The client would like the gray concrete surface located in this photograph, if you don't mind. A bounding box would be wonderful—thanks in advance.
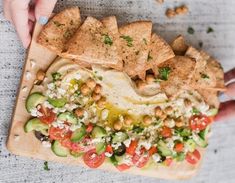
[0,0,235,182]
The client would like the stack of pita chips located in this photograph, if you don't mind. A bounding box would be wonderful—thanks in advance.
[37,7,225,107]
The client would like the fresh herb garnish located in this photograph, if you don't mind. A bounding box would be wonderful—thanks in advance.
[147,53,153,61]
[187,27,195,34]
[74,90,81,97]
[103,34,113,46]
[207,27,214,33]
[200,73,210,79]
[158,67,171,81]
[192,107,200,115]
[120,35,133,47]
[132,125,144,133]
[199,41,203,48]
[97,76,103,81]
[52,72,61,81]
[143,38,147,45]
[53,21,65,27]
[43,161,50,171]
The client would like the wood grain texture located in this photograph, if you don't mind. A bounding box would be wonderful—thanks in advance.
[0,0,235,183]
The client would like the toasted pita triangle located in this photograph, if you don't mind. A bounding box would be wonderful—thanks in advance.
[171,35,188,55]
[146,33,175,72]
[119,21,152,80]
[185,46,226,91]
[157,56,196,97]
[37,7,81,54]
[62,17,122,66]
[196,89,219,108]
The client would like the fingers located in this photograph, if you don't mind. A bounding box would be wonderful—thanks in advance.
[35,0,57,25]
[3,0,12,21]
[225,68,235,83]
[224,82,235,98]
[9,0,31,48]
[215,101,235,122]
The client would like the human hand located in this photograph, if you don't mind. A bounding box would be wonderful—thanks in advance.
[3,0,57,48]
[215,68,235,121]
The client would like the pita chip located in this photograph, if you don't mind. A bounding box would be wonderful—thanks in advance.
[171,35,188,55]
[37,7,81,54]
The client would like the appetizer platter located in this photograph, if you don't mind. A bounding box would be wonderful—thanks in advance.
[7,7,226,180]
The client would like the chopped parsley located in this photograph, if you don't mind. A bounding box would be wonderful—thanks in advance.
[143,38,147,45]
[132,125,144,133]
[207,27,214,33]
[120,35,133,47]
[158,67,171,81]
[192,107,200,115]
[52,72,61,81]
[43,161,50,171]
[147,53,153,61]
[187,27,195,35]
[200,73,210,79]
[53,21,64,27]
[103,34,113,46]
[199,41,203,48]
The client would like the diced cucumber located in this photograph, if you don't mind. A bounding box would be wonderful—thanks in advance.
[26,92,46,112]
[180,128,191,137]
[70,151,83,158]
[175,152,185,162]
[112,132,128,143]
[70,125,86,142]
[158,140,172,156]
[95,142,106,154]
[48,98,67,108]
[185,139,196,152]
[24,118,48,133]
[206,108,218,117]
[91,126,107,139]
[192,133,208,148]
[51,140,69,157]
[199,125,210,140]
[58,112,77,124]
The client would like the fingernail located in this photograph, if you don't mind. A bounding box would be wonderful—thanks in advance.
[38,16,48,25]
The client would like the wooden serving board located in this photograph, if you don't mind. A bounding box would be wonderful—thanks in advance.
[6,23,204,180]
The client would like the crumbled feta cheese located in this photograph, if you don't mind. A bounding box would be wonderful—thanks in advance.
[25,71,31,80]
[104,152,112,157]
[152,153,161,163]
[123,138,131,147]
[119,115,124,122]
[22,86,28,92]
[105,126,111,132]
[43,100,53,109]
[138,139,151,150]
[42,141,51,148]
[58,88,66,95]
[91,153,96,159]
[52,120,65,129]
[92,138,104,144]
[70,123,82,131]
[101,109,109,120]
[47,83,55,90]
[30,108,43,117]
[122,155,133,166]
[166,139,175,150]
[65,103,78,111]
[112,142,122,150]
[165,119,175,128]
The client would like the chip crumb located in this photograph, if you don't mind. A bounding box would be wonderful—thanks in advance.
[166,8,176,18]
[30,59,36,68]
[175,5,189,15]
[22,86,28,92]
[14,134,20,141]
[36,69,46,81]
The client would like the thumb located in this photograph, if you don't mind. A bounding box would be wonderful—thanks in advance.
[215,101,235,122]
[35,0,57,25]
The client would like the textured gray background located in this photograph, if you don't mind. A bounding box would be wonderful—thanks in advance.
[1,0,235,182]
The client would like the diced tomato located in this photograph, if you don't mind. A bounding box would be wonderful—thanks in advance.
[189,115,211,131]
[49,127,71,140]
[186,149,201,165]
[132,148,149,168]
[105,144,113,154]
[38,106,56,124]
[161,126,172,138]
[60,138,73,149]
[116,164,131,171]
[164,158,173,166]
[86,123,93,133]
[148,146,157,156]
[126,140,138,155]
[83,149,105,168]
[174,143,184,153]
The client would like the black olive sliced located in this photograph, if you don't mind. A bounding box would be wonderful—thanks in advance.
[113,143,126,156]
[34,131,49,142]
